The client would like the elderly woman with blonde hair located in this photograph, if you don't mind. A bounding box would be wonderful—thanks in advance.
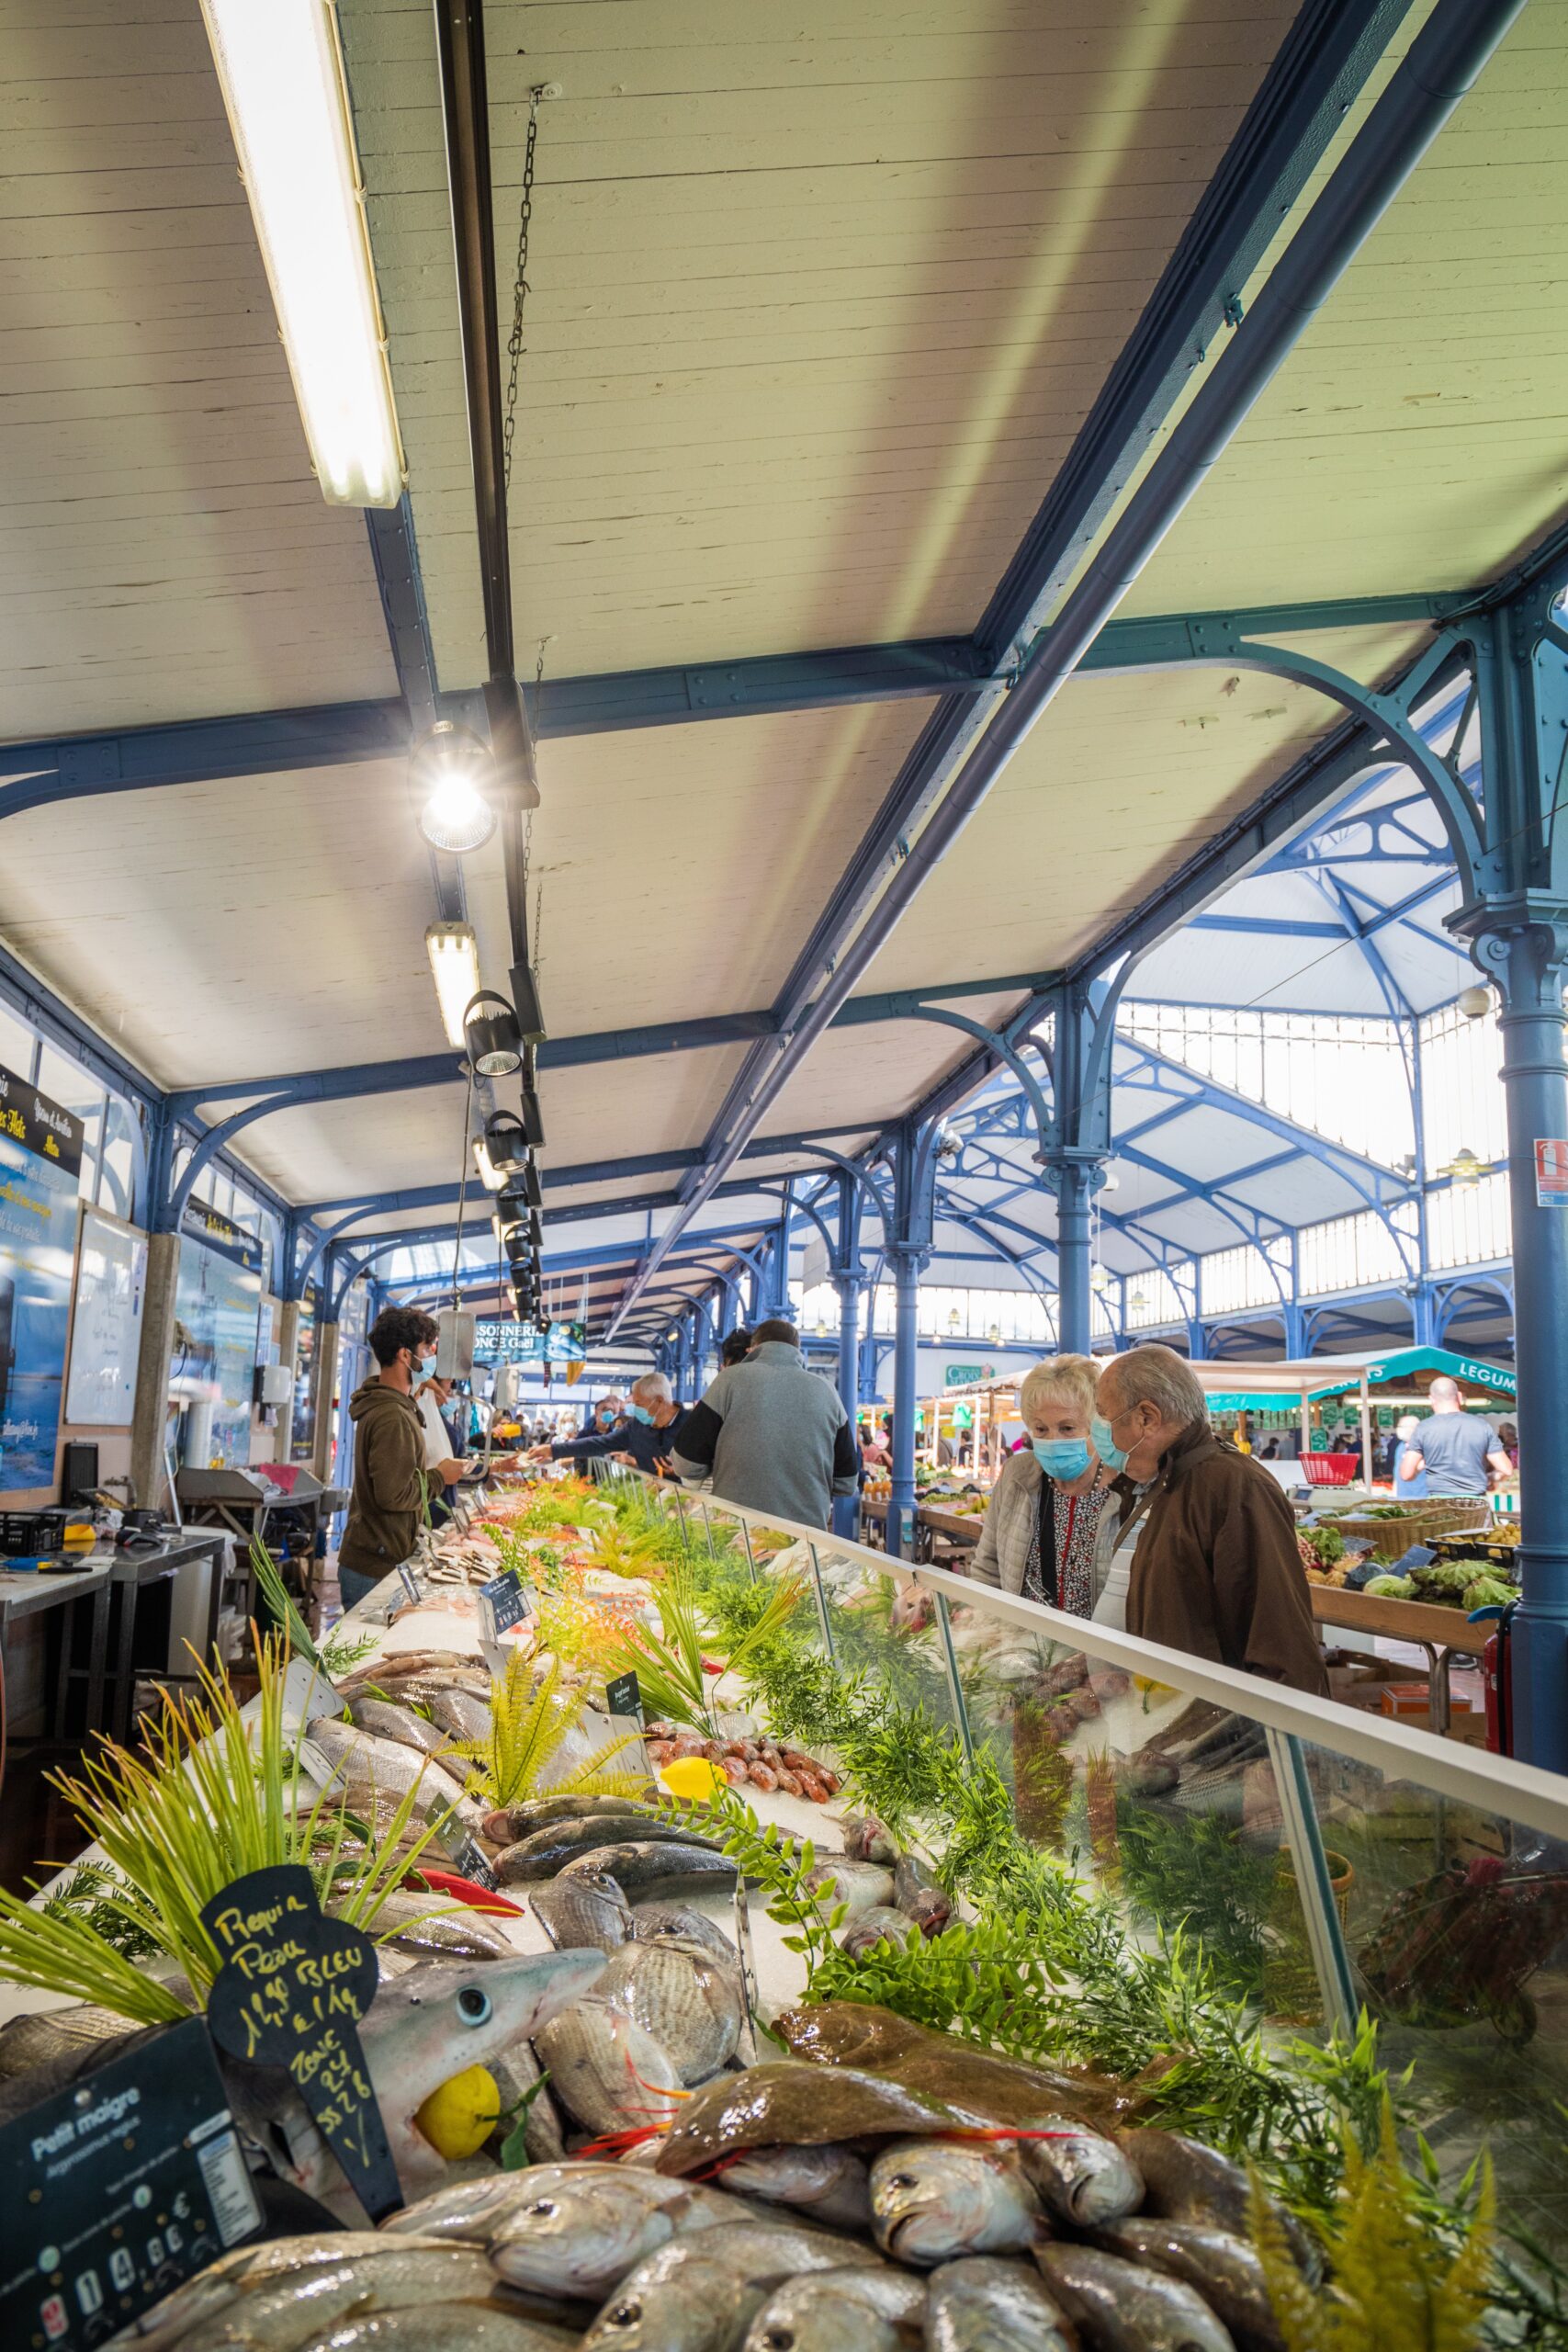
[969,1353,1111,1614]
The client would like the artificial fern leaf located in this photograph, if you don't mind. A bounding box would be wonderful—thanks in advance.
[1253,2100,1492,2352]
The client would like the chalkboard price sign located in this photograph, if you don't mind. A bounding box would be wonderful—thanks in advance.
[606,1669,644,1724]
[201,1865,402,2224]
[479,1566,532,1634]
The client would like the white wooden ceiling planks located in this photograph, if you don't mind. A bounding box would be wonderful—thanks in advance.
[340,0,1300,684]
[0,0,397,738]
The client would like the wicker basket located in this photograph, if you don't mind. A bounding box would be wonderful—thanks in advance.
[1324,1500,1493,1559]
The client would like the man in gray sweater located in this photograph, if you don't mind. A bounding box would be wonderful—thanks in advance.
[671,1319,860,1526]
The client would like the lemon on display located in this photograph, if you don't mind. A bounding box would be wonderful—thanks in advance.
[659,1756,724,1802]
[414,2063,502,2158]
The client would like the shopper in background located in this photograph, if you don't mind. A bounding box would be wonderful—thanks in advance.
[1398,1377,1511,1496]
[969,1354,1111,1613]
[1498,1419,1519,1468]
[1390,1412,1427,1498]
[606,1371,691,1475]
[1092,1344,1326,1692]
[671,1317,858,1523]
[337,1307,469,1611]
[720,1328,753,1368]
[525,1389,628,1466]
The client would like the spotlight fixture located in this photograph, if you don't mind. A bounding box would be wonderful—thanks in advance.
[464,990,524,1079]
[412,721,497,854]
[1457,984,1494,1021]
[424,922,481,1049]
[197,0,403,508]
[519,1086,546,1150]
[483,1110,528,1171]
[473,1136,504,1193]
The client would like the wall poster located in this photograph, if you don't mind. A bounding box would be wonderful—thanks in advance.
[0,1064,84,1492]
[173,1223,264,1472]
[66,1208,148,1428]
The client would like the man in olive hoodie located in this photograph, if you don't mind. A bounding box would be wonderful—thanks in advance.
[337,1307,469,1611]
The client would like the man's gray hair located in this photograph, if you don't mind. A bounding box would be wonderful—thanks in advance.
[635,1371,673,1404]
[1104,1343,1206,1428]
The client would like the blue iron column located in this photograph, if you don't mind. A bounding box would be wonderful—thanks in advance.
[1043,982,1114,1356]
[1449,581,1568,1770]
[829,1173,866,1539]
[886,1125,936,1560]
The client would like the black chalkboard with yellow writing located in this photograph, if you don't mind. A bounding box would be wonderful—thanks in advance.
[200,1864,402,2222]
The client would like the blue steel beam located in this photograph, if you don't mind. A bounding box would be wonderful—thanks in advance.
[605,0,1459,1338]
[0,598,1460,824]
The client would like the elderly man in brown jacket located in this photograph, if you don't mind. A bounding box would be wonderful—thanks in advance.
[1094,1344,1326,1694]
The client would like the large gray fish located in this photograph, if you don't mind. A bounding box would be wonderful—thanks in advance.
[558,1841,739,1905]
[338,1652,476,1690]
[498,2167,751,2300]
[346,1694,457,1757]
[534,1997,686,2136]
[1092,2221,1282,2352]
[1118,2129,1321,2281]
[307,1716,487,1838]
[924,2256,1078,2352]
[359,1889,517,1962]
[163,2240,507,2352]
[487,1794,652,1844]
[739,2267,925,2352]
[222,1949,605,2223]
[594,1937,742,2085]
[0,2002,145,2116]
[498,1817,719,1886]
[533,1872,637,1953]
[717,2143,872,2233]
[892,1853,953,1937]
[870,2138,1043,2268]
[305,2311,576,2350]
[129,2233,455,2352]
[632,1905,740,1968]
[839,1905,920,1960]
[804,1860,896,1919]
[580,2221,884,2352]
[1034,2245,1235,2352]
[1016,2116,1142,2226]
[491,2037,569,2165]
[423,1684,495,1744]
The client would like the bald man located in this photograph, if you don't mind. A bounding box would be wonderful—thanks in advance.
[1399,1377,1512,1497]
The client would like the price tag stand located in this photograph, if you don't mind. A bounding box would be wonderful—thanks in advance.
[0,2017,260,2350]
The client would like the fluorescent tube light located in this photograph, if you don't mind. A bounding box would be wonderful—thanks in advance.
[199,0,404,507]
[425,922,481,1050]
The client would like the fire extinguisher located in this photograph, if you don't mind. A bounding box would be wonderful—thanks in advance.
[1471,1600,1517,1755]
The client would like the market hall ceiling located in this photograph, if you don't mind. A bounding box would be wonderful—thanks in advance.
[0,1,1563,1329]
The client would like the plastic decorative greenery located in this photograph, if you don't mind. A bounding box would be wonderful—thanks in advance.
[1251,2100,1493,2352]
[445,1644,644,1809]
[0,1635,445,2024]
[602,1560,807,1735]
[581,1523,671,1583]
[248,1533,375,1678]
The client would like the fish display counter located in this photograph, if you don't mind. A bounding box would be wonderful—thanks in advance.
[0,1463,1562,2347]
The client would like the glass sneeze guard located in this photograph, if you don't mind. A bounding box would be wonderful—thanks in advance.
[592,1458,1568,2256]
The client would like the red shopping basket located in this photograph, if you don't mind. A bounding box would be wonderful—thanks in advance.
[1301,1453,1359,1487]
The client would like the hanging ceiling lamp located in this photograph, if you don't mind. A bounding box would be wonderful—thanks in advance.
[463,990,524,1078]
[412,721,497,854]
[1439,1144,1485,1187]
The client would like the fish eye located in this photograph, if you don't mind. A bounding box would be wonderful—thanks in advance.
[608,2301,642,2327]
[527,2199,555,2216]
[762,2333,795,2350]
[888,2172,915,2188]
[457,1986,491,2025]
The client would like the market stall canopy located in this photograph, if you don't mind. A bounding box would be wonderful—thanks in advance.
[1185,1348,1516,1404]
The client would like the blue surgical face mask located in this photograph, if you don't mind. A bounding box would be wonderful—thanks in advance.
[629,1404,656,1426]
[1032,1437,1091,1480]
[1089,1410,1131,1476]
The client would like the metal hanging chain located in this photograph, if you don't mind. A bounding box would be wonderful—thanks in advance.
[503,87,547,497]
